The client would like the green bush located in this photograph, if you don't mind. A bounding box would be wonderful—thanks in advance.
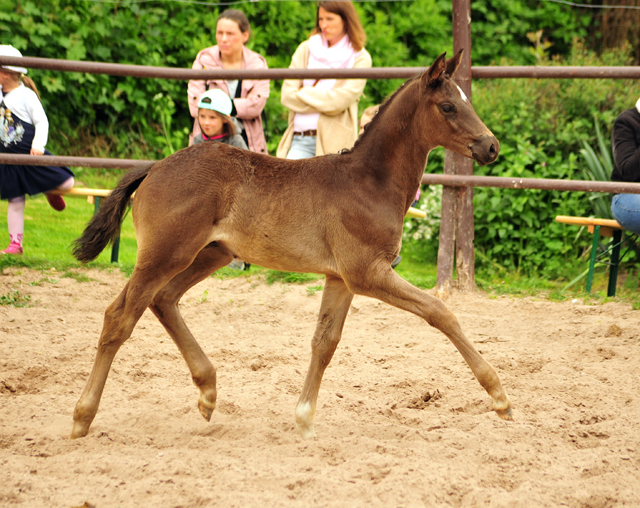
[1,1,635,277]
[2,0,591,159]
[472,42,637,277]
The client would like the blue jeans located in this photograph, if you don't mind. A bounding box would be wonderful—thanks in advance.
[286,135,317,160]
[611,193,640,235]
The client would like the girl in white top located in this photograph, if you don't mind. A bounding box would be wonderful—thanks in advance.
[0,45,74,255]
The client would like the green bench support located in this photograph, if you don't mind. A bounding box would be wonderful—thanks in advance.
[556,215,626,296]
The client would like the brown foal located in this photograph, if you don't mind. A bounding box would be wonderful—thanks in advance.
[70,51,512,440]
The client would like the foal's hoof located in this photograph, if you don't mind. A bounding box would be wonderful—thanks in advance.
[70,422,90,439]
[295,402,316,440]
[297,421,316,440]
[495,406,513,421]
[198,397,216,422]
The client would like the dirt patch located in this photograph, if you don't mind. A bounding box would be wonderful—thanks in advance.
[1,268,640,507]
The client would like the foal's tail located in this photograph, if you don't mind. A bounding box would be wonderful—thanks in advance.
[73,164,153,263]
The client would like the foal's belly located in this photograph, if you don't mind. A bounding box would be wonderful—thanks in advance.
[210,225,340,277]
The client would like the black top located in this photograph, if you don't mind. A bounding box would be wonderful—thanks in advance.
[611,107,640,183]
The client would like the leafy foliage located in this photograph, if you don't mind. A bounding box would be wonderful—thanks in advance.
[0,290,32,307]
[471,0,590,65]
[1,0,636,277]
[472,42,636,277]
[579,118,614,220]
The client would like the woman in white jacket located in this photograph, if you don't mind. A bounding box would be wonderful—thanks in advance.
[277,1,371,159]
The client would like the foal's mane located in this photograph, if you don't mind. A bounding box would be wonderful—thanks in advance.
[349,74,421,153]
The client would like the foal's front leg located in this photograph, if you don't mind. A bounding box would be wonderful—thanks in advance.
[296,275,354,439]
[347,265,512,421]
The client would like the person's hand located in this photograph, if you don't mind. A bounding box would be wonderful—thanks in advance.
[30,148,43,156]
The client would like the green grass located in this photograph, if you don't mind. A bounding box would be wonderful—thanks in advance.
[0,289,33,307]
[0,193,138,274]
[265,270,321,285]
[1,192,639,309]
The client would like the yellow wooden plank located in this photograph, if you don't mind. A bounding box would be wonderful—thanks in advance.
[406,206,426,219]
[555,215,623,230]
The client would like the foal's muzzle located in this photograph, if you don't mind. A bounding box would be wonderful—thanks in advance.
[470,134,500,166]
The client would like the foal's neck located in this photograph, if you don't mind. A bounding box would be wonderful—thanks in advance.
[356,80,433,199]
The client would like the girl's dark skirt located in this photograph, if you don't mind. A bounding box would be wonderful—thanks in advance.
[0,107,74,200]
[0,150,75,200]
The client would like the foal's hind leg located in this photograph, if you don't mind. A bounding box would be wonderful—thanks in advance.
[71,269,180,438]
[149,244,233,422]
[296,275,354,439]
[347,266,512,420]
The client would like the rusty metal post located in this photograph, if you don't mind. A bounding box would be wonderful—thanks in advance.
[436,0,474,298]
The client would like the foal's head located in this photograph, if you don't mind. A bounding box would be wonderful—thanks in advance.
[416,50,499,165]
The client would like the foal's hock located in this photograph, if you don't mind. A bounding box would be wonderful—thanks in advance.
[70,51,511,440]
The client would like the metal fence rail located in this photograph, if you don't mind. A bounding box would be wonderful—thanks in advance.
[2,55,640,80]
[2,154,639,195]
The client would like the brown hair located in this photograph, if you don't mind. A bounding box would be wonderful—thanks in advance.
[198,109,237,137]
[218,9,251,37]
[312,1,366,51]
[221,114,236,137]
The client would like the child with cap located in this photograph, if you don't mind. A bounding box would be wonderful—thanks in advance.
[0,44,75,255]
[193,89,248,150]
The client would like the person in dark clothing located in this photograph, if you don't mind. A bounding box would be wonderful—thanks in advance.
[611,100,640,235]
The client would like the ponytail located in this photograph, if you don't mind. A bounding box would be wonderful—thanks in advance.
[21,75,41,101]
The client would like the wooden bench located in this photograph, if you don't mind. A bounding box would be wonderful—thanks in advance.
[555,215,626,296]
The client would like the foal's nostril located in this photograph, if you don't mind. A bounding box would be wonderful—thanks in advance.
[489,143,496,155]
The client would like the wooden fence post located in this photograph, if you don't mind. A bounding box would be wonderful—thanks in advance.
[436,0,474,297]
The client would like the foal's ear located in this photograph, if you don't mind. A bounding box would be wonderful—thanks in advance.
[445,49,464,78]
[422,52,447,88]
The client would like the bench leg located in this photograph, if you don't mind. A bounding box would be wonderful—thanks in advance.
[607,229,622,297]
[93,196,121,264]
[586,225,600,293]
[110,233,120,263]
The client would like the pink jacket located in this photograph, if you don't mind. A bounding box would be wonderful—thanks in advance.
[188,45,270,154]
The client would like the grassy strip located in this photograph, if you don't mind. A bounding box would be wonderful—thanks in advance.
[1,195,638,308]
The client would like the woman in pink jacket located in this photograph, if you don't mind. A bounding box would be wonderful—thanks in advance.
[187,9,270,154]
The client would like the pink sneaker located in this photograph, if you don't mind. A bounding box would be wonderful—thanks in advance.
[1,242,23,255]
[46,193,66,211]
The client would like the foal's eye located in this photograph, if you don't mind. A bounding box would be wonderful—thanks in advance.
[442,104,453,113]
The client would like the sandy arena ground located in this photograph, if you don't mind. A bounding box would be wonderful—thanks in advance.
[1,267,639,507]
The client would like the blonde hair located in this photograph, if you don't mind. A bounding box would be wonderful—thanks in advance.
[312,1,366,51]
[1,69,40,100]
[22,75,41,100]
[362,104,380,119]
